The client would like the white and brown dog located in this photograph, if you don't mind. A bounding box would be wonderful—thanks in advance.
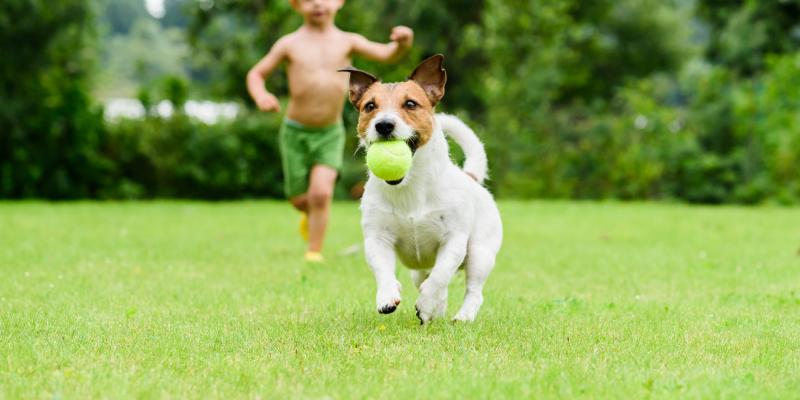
[340,55,502,323]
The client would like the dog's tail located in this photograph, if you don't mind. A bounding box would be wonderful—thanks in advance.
[436,113,488,183]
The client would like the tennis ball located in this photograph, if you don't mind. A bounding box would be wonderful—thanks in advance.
[366,140,412,181]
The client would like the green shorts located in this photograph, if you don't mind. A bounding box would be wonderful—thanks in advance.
[278,118,345,198]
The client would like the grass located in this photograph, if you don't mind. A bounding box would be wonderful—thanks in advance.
[1,200,799,398]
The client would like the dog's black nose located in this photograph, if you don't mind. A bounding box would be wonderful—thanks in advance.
[375,121,395,138]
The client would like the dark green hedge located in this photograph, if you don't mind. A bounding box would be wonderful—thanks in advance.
[483,57,800,205]
[102,113,283,199]
[0,0,111,199]
[99,112,367,200]
[3,0,799,203]
[3,99,799,203]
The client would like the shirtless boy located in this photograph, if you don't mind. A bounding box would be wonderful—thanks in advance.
[246,0,413,262]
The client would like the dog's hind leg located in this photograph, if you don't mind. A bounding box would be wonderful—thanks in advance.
[410,270,430,289]
[453,247,496,322]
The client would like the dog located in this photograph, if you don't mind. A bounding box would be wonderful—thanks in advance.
[339,54,502,323]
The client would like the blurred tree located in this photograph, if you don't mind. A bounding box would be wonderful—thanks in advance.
[97,17,190,98]
[477,0,692,195]
[340,0,489,118]
[162,75,189,110]
[697,0,800,75]
[187,0,297,101]
[98,0,149,34]
[96,0,196,98]
[162,0,191,28]
[182,0,704,199]
[185,0,488,114]
[0,0,112,198]
[3,0,793,202]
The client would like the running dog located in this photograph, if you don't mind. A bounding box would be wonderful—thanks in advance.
[340,55,502,323]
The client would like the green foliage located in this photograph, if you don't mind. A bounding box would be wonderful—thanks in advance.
[161,75,189,109]
[103,113,285,199]
[96,17,191,98]
[476,0,693,198]
[187,0,298,101]
[187,0,489,109]
[339,0,489,115]
[101,112,365,200]
[697,0,800,75]
[6,0,800,202]
[732,53,800,203]
[0,0,111,199]
[97,0,149,34]
[476,51,800,205]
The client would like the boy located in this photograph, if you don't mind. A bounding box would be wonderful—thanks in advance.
[246,0,413,263]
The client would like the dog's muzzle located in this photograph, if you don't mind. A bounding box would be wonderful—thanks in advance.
[375,120,395,139]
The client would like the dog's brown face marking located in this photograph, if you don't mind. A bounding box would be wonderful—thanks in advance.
[341,55,447,150]
[355,81,435,146]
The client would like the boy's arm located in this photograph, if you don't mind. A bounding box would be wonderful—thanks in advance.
[350,26,413,63]
[246,37,288,112]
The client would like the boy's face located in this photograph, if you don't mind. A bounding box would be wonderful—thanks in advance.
[291,0,344,25]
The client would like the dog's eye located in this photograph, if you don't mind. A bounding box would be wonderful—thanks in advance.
[404,100,418,110]
[364,102,376,112]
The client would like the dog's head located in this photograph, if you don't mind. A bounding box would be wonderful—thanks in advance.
[339,54,447,158]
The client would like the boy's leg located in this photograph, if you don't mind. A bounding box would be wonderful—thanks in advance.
[289,195,308,212]
[290,195,310,242]
[304,121,345,256]
[306,164,337,253]
[278,120,313,241]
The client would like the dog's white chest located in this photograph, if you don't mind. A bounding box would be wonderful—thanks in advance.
[390,211,448,270]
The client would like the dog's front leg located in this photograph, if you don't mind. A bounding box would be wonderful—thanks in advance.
[364,235,402,314]
[416,234,468,324]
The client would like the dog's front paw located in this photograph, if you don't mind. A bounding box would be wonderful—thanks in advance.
[376,280,402,314]
[415,283,447,324]
[452,307,478,322]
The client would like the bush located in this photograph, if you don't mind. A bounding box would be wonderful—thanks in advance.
[101,111,367,200]
[102,113,283,199]
[6,0,800,204]
[484,56,800,204]
[734,53,800,203]
[0,0,112,199]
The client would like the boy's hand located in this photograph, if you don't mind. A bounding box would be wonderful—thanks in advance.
[255,93,281,112]
[390,26,414,49]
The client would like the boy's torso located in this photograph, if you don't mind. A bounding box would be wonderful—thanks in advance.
[283,28,353,128]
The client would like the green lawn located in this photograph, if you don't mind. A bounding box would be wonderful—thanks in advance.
[1,201,799,398]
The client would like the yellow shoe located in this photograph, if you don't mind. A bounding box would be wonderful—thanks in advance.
[304,251,325,263]
[299,213,309,241]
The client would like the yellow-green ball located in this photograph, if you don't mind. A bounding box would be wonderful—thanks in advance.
[366,140,412,181]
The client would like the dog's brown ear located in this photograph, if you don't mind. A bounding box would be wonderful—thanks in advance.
[409,54,447,106]
[338,67,378,107]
